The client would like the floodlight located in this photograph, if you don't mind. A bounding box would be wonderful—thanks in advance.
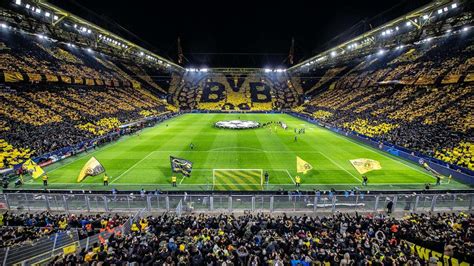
[462,27,469,32]
[437,9,443,14]
[35,8,41,14]
[45,12,50,17]
[15,0,21,5]
[443,7,448,12]
[330,51,337,57]
[451,3,457,9]
[87,48,92,52]
[25,4,30,8]
[423,15,429,20]
[264,68,272,73]
[377,49,385,55]
[406,21,412,27]
[0,23,7,29]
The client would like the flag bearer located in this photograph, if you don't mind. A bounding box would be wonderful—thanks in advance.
[172,176,177,187]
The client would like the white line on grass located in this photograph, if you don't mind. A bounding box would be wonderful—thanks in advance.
[284,169,296,184]
[111,151,155,184]
[179,176,186,184]
[319,152,362,182]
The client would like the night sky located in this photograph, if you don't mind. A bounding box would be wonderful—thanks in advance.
[50,0,432,67]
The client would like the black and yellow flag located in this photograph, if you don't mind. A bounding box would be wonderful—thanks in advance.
[296,156,313,174]
[350,159,382,174]
[170,156,193,176]
[22,159,45,179]
[77,157,105,182]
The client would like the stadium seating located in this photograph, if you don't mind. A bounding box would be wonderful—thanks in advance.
[1,212,471,264]
[297,35,474,170]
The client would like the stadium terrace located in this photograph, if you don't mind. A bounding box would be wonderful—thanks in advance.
[0,0,473,264]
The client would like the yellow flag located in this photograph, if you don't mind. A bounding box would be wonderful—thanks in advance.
[22,159,45,179]
[63,244,77,255]
[350,158,382,174]
[77,157,105,182]
[296,156,313,174]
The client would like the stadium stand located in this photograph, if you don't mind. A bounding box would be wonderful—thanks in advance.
[1,212,471,264]
[0,30,177,169]
[296,35,474,171]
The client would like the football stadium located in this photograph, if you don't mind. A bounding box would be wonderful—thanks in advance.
[0,0,473,264]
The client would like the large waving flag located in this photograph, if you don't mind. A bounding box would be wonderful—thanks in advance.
[350,158,382,174]
[22,159,45,179]
[77,157,105,183]
[170,156,193,176]
[296,156,313,174]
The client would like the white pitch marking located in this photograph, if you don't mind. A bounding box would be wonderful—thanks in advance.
[111,151,155,184]
[319,152,362,182]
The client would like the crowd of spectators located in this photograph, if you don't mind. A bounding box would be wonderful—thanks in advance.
[298,35,474,170]
[0,211,471,265]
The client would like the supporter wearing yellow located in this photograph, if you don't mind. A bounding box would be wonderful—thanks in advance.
[42,174,48,186]
[103,173,109,186]
[172,176,177,187]
[295,175,301,187]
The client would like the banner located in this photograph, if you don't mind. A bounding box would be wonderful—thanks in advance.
[402,240,469,266]
[22,159,45,179]
[296,156,313,174]
[170,156,193,176]
[4,71,24,82]
[27,73,42,82]
[350,158,382,174]
[77,157,105,182]
[45,74,59,82]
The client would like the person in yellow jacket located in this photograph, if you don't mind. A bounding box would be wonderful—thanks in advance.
[172,176,177,187]
[295,175,301,187]
[103,173,109,186]
[42,174,48,186]
[131,223,140,232]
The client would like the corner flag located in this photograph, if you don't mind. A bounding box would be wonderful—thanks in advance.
[350,158,382,174]
[77,157,105,182]
[296,156,313,174]
[22,159,45,179]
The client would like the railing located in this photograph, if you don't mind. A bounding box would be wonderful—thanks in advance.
[1,192,472,214]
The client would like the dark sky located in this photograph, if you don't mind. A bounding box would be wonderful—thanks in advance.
[50,0,431,67]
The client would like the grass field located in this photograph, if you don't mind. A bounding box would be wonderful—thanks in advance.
[22,113,470,191]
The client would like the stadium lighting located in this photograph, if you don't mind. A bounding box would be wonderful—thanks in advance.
[35,8,41,14]
[200,68,208,72]
[53,15,59,20]
[139,51,144,56]
[15,0,21,5]
[25,4,30,9]
[0,23,7,29]
[451,3,457,9]
[406,21,412,27]
[443,7,448,12]
[86,48,92,52]
[37,34,45,39]
[275,69,285,73]
[377,49,386,55]
[437,9,443,14]
[423,14,429,20]
[446,28,452,33]
[45,12,50,17]
[395,26,399,31]
[462,27,469,32]
[264,68,272,73]
[87,29,91,34]
[330,51,337,57]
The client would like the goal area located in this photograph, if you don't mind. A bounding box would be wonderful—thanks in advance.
[212,169,263,190]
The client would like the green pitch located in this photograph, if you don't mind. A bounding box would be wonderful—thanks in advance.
[22,113,470,191]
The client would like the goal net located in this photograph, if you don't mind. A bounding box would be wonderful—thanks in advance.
[212,169,263,190]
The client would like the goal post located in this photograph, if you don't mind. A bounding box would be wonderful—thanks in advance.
[212,169,263,190]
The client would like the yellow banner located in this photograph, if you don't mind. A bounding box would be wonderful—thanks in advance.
[63,244,77,255]
[27,73,42,82]
[296,156,313,174]
[85,78,95,86]
[61,76,72,83]
[403,240,469,266]
[45,74,59,82]
[350,158,382,174]
[4,71,24,82]
[22,159,45,179]
[77,157,105,182]
[74,77,83,84]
